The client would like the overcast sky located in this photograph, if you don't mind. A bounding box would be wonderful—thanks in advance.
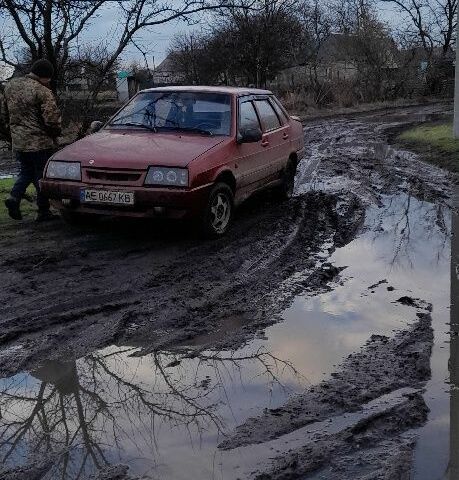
[83,3,211,69]
[83,2,400,69]
[0,2,400,75]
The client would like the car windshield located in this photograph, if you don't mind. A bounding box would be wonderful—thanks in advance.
[109,91,232,136]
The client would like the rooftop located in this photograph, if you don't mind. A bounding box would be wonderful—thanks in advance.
[141,85,273,96]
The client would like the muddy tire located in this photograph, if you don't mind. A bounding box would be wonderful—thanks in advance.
[201,183,234,238]
[277,159,297,200]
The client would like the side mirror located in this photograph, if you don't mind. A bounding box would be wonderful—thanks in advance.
[290,115,301,123]
[238,126,262,144]
[89,121,104,134]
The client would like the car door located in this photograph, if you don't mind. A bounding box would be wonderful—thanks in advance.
[270,96,293,172]
[235,98,266,190]
[253,97,291,180]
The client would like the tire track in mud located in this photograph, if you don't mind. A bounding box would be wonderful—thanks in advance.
[299,110,452,210]
[0,190,365,376]
[101,192,365,353]
[217,301,434,480]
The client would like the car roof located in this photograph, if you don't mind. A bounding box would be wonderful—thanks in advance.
[140,85,273,96]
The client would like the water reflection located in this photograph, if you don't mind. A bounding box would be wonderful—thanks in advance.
[0,189,453,479]
[0,346,301,479]
[373,191,450,268]
[450,185,459,480]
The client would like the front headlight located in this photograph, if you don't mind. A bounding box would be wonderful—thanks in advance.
[144,167,188,187]
[46,161,81,181]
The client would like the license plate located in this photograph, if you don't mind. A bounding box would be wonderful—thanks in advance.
[80,189,134,205]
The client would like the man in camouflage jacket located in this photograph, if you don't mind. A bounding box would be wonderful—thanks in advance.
[0,59,62,221]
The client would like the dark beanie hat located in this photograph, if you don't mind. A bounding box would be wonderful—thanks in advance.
[31,59,54,79]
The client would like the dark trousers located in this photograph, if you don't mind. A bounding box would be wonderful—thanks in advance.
[11,150,52,211]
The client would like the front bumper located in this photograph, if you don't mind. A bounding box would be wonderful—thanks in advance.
[40,179,212,219]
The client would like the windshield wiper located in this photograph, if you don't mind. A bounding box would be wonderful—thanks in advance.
[171,126,213,136]
[111,122,157,132]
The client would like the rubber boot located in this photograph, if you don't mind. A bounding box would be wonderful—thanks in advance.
[4,197,22,220]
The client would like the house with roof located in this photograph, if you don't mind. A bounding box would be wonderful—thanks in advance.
[152,55,184,86]
[269,32,399,91]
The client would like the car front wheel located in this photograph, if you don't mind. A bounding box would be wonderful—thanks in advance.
[201,182,234,238]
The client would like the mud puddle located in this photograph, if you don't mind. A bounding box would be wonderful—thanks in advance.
[221,192,450,479]
[0,189,451,480]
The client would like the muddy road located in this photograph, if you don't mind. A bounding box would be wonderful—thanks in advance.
[0,103,455,480]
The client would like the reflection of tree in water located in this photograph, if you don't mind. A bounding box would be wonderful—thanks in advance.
[0,346,299,479]
[371,191,450,268]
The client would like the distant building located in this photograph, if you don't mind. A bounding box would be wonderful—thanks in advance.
[152,55,183,86]
[62,62,117,101]
[116,71,133,102]
[8,62,117,100]
[270,33,398,90]
[116,68,156,101]
[400,46,455,73]
[115,60,184,101]
[400,46,455,96]
[62,64,91,98]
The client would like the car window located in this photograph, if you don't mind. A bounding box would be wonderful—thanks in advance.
[239,101,261,132]
[110,92,232,136]
[254,100,281,132]
[270,97,288,124]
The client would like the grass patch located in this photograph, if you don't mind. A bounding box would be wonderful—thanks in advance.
[397,122,459,174]
[0,178,37,224]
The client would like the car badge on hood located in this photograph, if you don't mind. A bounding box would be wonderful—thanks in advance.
[89,159,95,165]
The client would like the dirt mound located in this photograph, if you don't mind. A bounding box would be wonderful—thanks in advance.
[255,392,428,480]
[220,306,433,449]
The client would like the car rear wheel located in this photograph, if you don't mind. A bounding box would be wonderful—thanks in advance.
[201,183,234,238]
[277,159,297,200]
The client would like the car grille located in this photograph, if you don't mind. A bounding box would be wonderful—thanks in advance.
[86,169,142,182]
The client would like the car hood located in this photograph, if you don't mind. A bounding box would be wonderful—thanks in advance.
[54,130,228,169]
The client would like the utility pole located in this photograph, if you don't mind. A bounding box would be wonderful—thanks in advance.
[455,5,459,138]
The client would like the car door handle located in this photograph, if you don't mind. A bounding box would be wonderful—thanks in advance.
[261,140,269,147]
[283,133,289,140]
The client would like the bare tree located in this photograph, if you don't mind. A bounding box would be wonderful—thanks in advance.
[169,32,213,84]
[169,0,306,87]
[0,1,106,84]
[295,0,333,104]
[0,0,238,135]
[380,0,458,56]
[331,0,376,33]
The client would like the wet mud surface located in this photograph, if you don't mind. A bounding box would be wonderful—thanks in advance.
[220,303,433,450]
[0,190,363,376]
[255,392,429,480]
[0,103,455,479]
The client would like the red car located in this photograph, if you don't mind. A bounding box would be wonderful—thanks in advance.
[41,86,305,237]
